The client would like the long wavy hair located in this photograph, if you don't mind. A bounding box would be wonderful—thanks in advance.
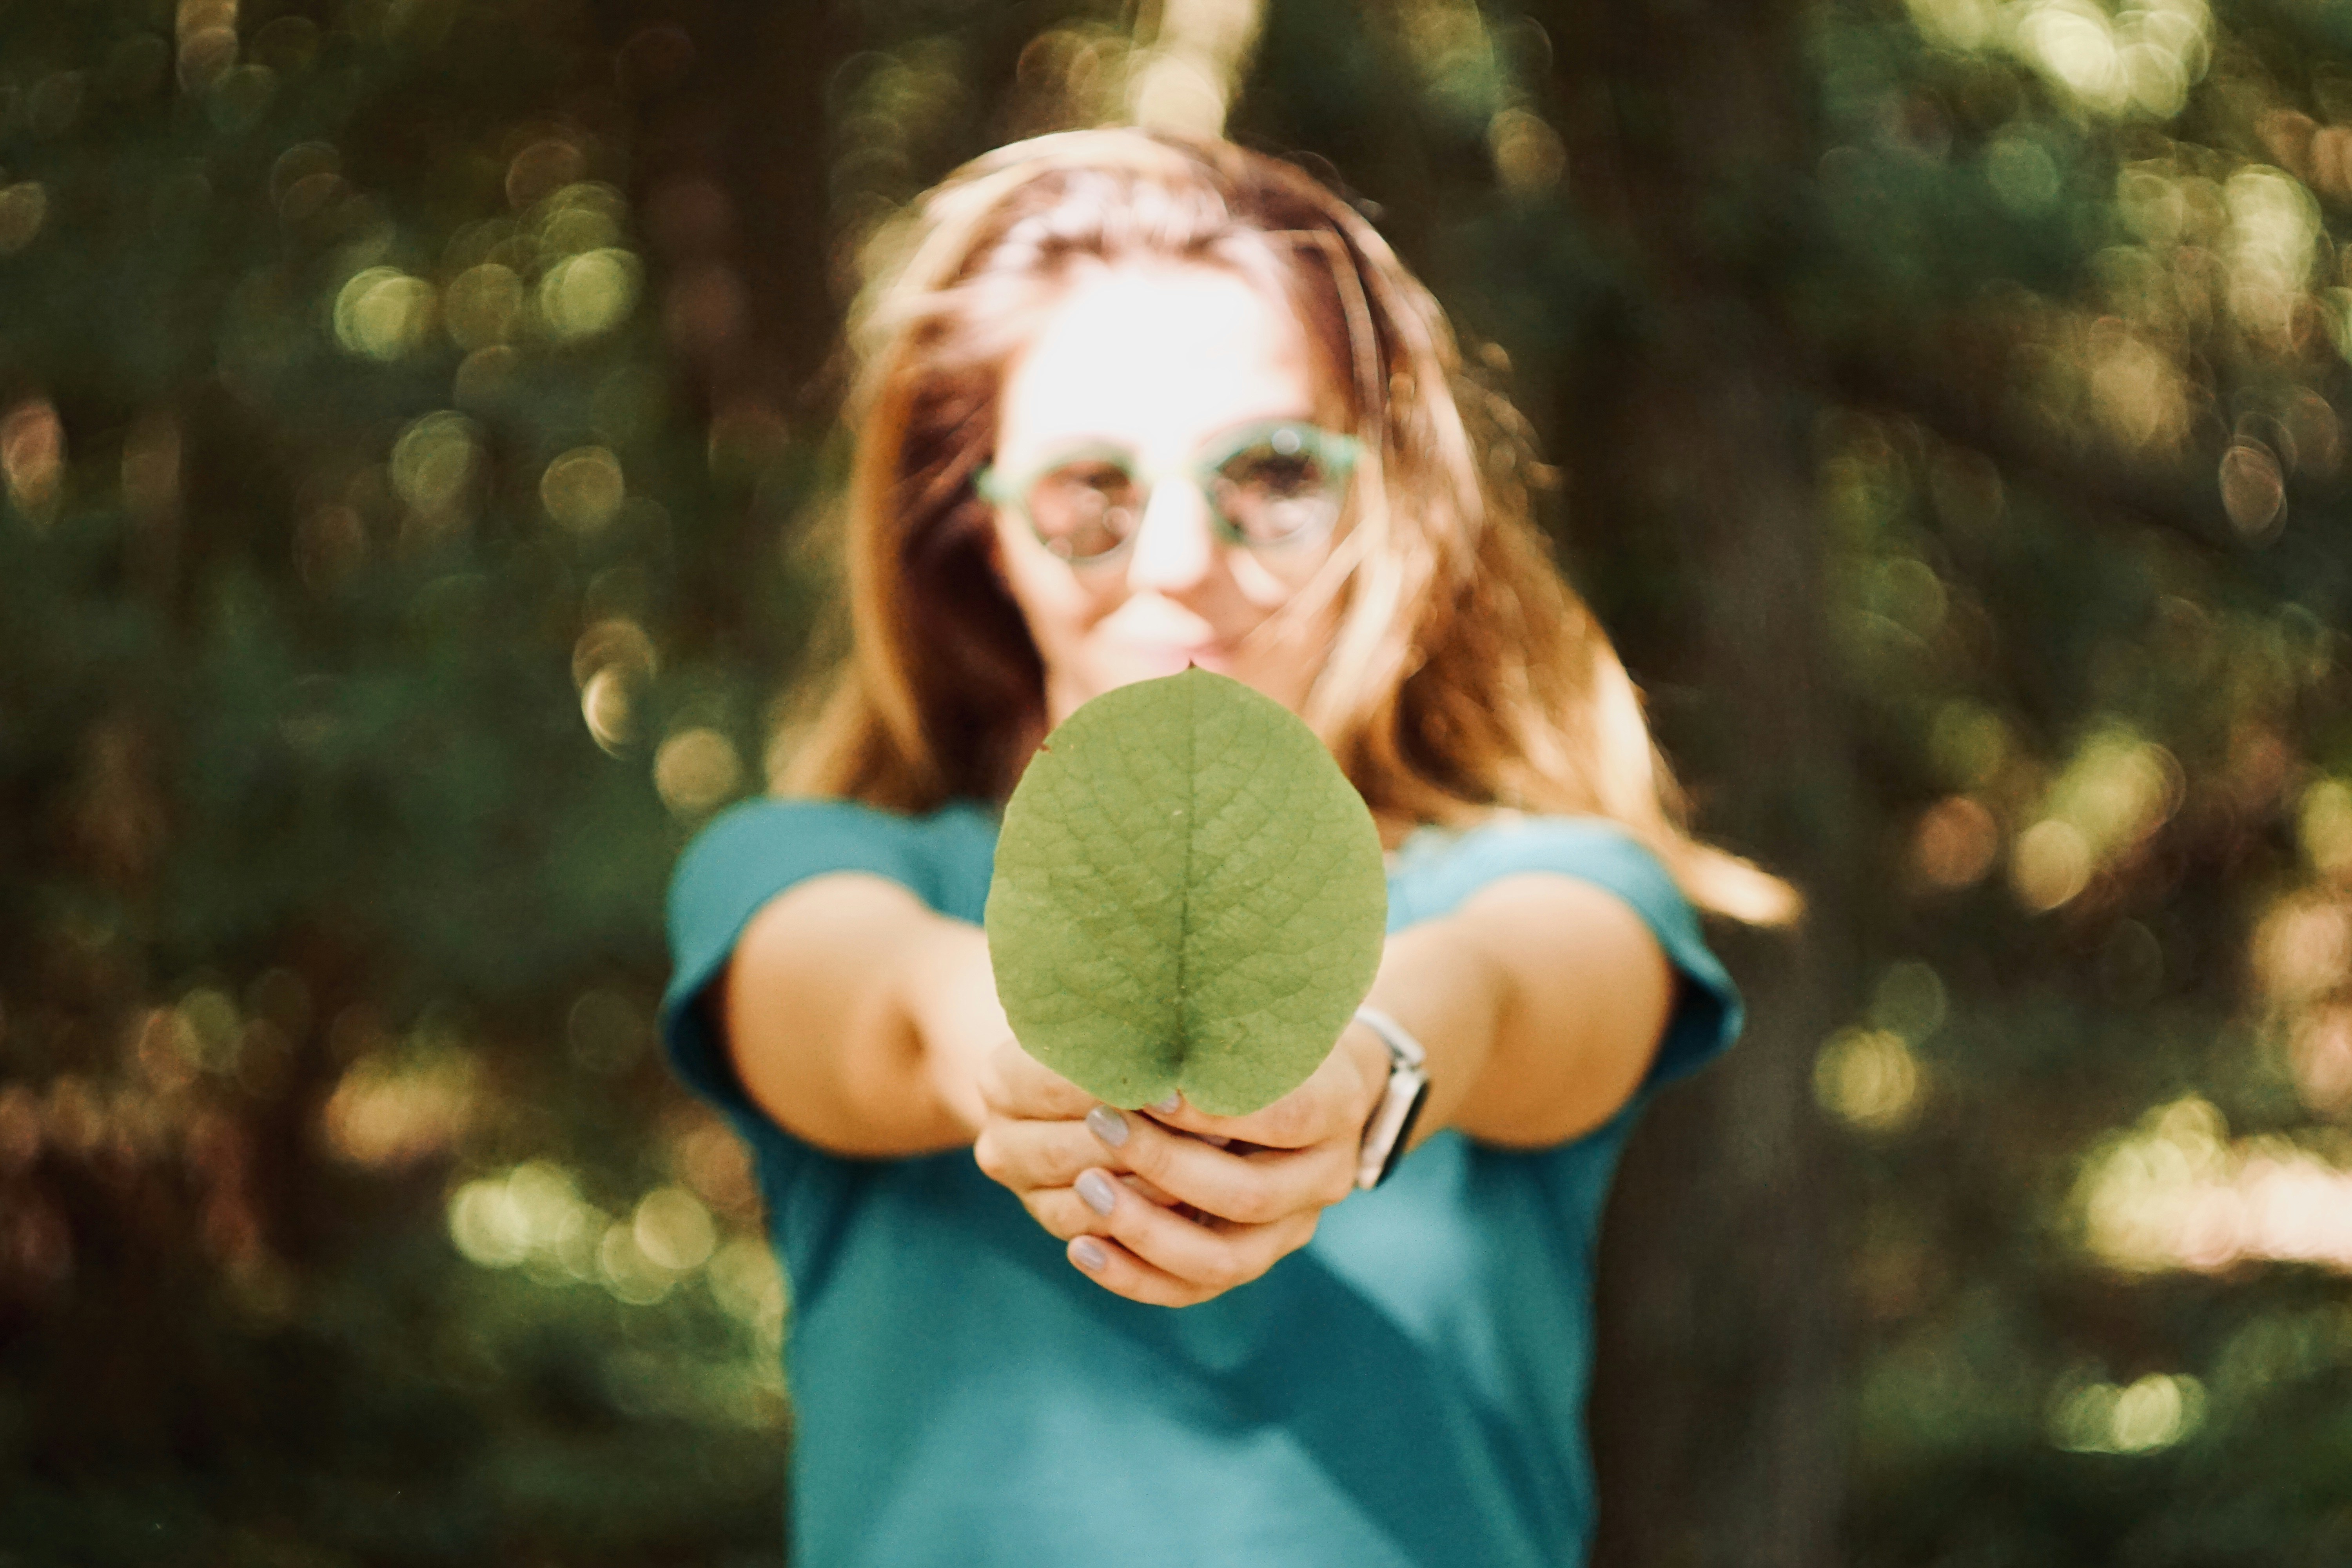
[779,127,1795,924]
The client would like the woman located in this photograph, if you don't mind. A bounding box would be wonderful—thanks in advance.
[661,127,1792,1567]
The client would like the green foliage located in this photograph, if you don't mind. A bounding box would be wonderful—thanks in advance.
[986,668,1388,1116]
[0,1,794,1561]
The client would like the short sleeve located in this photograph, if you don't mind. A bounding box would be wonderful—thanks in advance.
[657,798,999,1127]
[1386,817,1743,1091]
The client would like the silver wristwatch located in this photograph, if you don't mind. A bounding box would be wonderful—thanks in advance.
[1352,1005,1432,1190]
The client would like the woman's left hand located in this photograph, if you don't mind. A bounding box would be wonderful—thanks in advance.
[971,1027,1390,1307]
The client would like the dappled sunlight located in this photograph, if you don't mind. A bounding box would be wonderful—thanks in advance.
[1489,107,1567,200]
[334,267,437,361]
[1817,1028,1928,1131]
[2011,819,2093,911]
[390,411,483,525]
[2219,439,2287,538]
[2299,778,2352,882]
[2013,726,2181,912]
[2251,891,2351,1004]
[633,1185,717,1272]
[1906,0,2212,119]
[441,263,523,350]
[2288,1004,2352,1113]
[707,1235,788,1349]
[2223,166,2323,347]
[2085,325,2190,451]
[539,248,641,341]
[654,726,744,818]
[1817,962,1948,1132]
[321,1048,480,1169]
[1,398,64,521]
[2076,1097,2352,1274]
[2047,1370,2205,1453]
[541,445,626,533]
[446,1160,775,1345]
[1909,794,2002,889]
[0,180,48,255]
[449,1160,608,1276]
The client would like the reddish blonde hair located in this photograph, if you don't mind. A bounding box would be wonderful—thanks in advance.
[780,128,1795,924]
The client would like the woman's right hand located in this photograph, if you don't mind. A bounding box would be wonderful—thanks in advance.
[970,1030,1385,1308]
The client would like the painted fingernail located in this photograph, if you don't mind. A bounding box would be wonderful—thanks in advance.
[1076,1169,1117,1217]
[1151,1093,1181,1114]
[1072,1237,1108,1271]
[1085,1105,1130,1149]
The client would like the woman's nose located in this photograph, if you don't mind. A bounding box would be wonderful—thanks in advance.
[1123,476,1217,595]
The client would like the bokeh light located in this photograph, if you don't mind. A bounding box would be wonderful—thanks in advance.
[654,727,743,818]
[539,249,641,341]
[541,445,626,533]
[1815,1028,1926,1131]
[334,268,437,361]
[322,1049,480,1169]
[443,263,524,350]
[0,181,48,254]
[2,398,64,520]
[2075,1096,2352,1274]
[1910,795,2001,889]
[390,412,483,520]
[2048,1371,2205,1454]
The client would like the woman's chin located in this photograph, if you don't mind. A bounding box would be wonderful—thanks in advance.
[1112,645,1226,682]
[1049,648,1313,722]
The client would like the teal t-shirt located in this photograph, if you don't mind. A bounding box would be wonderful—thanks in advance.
[660,799,1741,1568]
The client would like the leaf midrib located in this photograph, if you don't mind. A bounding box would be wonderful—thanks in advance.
[1173,668,1196,1076]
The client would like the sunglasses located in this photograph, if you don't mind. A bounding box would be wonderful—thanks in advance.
[977,419,1361,566]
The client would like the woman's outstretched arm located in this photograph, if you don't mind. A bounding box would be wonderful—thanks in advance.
[1406,870,1681,1149]
[714,872,1002,1158]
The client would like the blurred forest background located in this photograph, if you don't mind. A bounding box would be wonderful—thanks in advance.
[5,0,2352,1562]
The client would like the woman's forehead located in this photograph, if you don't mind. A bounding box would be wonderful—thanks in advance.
[993,260,1323,464]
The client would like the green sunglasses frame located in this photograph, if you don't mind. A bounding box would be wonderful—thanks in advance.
[976,418,1362,566]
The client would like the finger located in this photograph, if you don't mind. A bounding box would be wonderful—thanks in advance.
[976,1036,1098,1120]
[1086,1104,1358,1224]
[1141,1048,1377,1152]
[976,1120,1192,1209]
[1020,1170,1195,1245]
[1020,1185,1103,1242]
[974,1114,1132,1194]
[1123,1173,1186,1209]
[1066,1234,1213,1308]
[1031,1174,1318,1303]
[1024,1173,1197,1227]
[1078,1166,1321,1292]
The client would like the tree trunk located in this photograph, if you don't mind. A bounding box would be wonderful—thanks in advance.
[1537,2,1859,1563]
[597,0,854,681]
[601,0,849,410]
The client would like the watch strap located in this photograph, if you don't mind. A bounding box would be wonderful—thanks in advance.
[1352,1005,1433,1190]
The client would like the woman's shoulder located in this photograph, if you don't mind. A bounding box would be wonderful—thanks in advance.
[1388,811,1686,924]
[667,793,1000,944]
[675,792,996,862]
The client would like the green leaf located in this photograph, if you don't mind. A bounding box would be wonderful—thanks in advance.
[984,667,1389,1116]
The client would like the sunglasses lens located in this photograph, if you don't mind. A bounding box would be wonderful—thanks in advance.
[1211,435,1345,544]
[1028,459,1142,561]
